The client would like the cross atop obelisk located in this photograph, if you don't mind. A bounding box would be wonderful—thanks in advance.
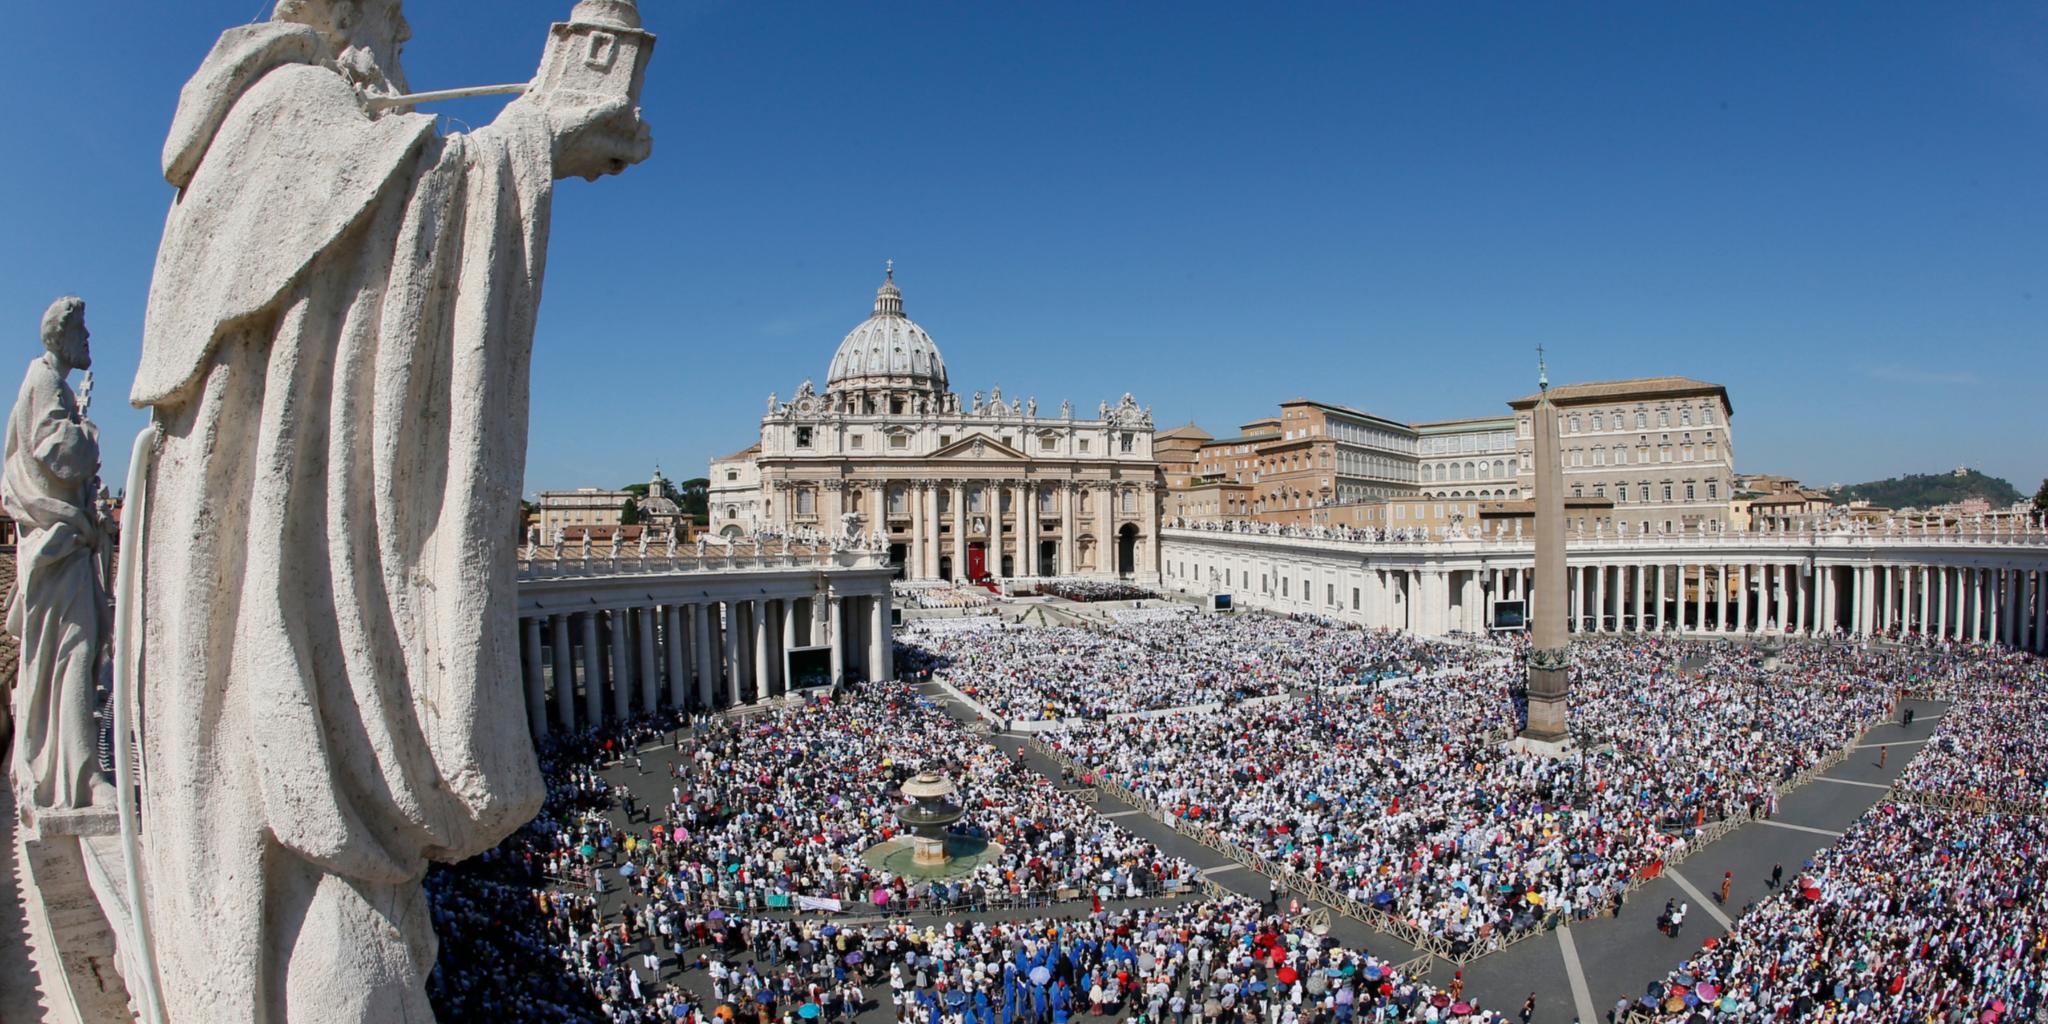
[1521,346,1571,746]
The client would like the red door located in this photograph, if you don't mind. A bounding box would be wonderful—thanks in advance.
[967,543,987,580]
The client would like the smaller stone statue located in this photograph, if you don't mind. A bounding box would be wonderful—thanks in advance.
[1027,397,1037,417]
[551,526,565,559]
[990,385,1003,409]
[1061,399,1072,419]
[580,530,593,559]
[526,524,540,557]
[971,390,983,413]
[766,392,777,414]
[637,530,649,557]
[609,531,623,559]
[696,536,709,557]
[666,525,679,557]
[3,297,112,813]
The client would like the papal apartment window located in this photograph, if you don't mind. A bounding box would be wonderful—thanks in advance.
[796,426,814,448]
[1662,484,1673,501]
[1707,482,1718,499]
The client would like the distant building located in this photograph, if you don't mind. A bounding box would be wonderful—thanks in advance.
[708,444,764,537]
[536,466,691,541]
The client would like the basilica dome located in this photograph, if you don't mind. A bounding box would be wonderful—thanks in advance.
[826,265,948,393]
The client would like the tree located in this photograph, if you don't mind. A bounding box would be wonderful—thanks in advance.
[619,497,641,526]
[678,477,710,523]
[2034,478,2048,512]
[621,482,651,498]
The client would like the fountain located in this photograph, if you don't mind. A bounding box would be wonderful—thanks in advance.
[859,770,1006,879]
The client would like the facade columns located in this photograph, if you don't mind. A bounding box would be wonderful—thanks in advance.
[521,617,547,740]
[870,593,892,681]
[828,591,846,685]
[1097,483,1114,576]
[550,614,576,734]
[1717,564,1730,632]
[950,481,967,580]
[1059,483,1076,576]
[1143,482,1161,577]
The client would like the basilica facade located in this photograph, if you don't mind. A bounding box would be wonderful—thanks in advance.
[710,267,1163,581]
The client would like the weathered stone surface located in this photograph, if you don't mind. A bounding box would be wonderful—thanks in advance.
[4,298,112,814]
[122,2,653,1020]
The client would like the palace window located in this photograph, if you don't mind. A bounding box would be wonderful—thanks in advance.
[968,489,986,513]
[1707,482,1718,499]
[1121,432,1135,453]
[888,486,908,514]
[796,488,815,515]
[1040,437,1056,452]
[1685,483,1696,501]
[890,434,908,449]
[1662,484,1673,502]
[796,426,814,448]
[849,434,864,449]
[1635,411,1647,428]
[1591,414,1603,431]
[1079,439,1091,453]
[726,470,739,481]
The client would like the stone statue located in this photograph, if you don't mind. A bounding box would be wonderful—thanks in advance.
[1027,397,1037,417]
[766,391,776,414]
[696,535,709,557]
[971,390,983,413]
[582,530,594,559]
[665,524,678,557]
[123,2,654,1019]
[610,530,624,558]
[551,525,565,558]
[637,528,649,556]
[526,524,540,556]
[3,297,112,813]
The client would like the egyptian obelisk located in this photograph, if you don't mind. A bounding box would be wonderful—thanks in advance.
[1521,350,1571,744]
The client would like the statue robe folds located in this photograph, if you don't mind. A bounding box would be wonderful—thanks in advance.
[133,24,548,1023]
[3,356,106,812]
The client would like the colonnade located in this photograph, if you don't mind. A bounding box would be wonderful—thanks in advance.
[1161,528,2048,652]
[513,564,896,740]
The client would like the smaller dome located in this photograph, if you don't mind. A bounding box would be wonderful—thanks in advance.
[826,264,949,393]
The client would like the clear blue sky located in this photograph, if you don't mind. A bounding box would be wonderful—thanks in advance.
[4,2,2044,496]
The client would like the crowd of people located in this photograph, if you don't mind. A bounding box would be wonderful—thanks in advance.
[899,616,1505,722]
[1029,580,1160,603]
[1046,634,1905,956]
[1634,801,2048,1020]
[422,602,2048,1023]
[898,582,998,611]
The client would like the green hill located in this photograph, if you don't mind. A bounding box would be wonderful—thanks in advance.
[1830,469,2022,510]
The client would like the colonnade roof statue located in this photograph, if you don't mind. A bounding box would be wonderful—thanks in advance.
[109,1,655,1020]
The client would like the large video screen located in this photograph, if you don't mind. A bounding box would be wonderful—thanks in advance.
[1213,594,1233,611]
[1492,600,1528,631]
[785,645,833,689]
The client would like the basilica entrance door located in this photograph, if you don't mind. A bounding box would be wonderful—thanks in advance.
[967,543,987,580]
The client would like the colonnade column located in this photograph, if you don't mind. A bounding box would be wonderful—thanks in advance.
[521,617,548,740]
[580,612,604,727]
[609,609,634,720]
[693,603,717,708]
[1734,564,1748,633]
[636,607,659,712]
[1594,564,1607,632]
[721,602,743,704]
[752,600,771,701]
[1018,482,1035,577]
[923,482,941,579]
[551,614,576,733]
[2036,570,2047,653]
[664,605,689,707]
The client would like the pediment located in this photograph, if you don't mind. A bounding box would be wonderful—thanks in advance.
[929,433,1031,461]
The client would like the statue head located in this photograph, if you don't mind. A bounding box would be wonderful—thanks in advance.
[40,296,89,372]
[275,0,411,94]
